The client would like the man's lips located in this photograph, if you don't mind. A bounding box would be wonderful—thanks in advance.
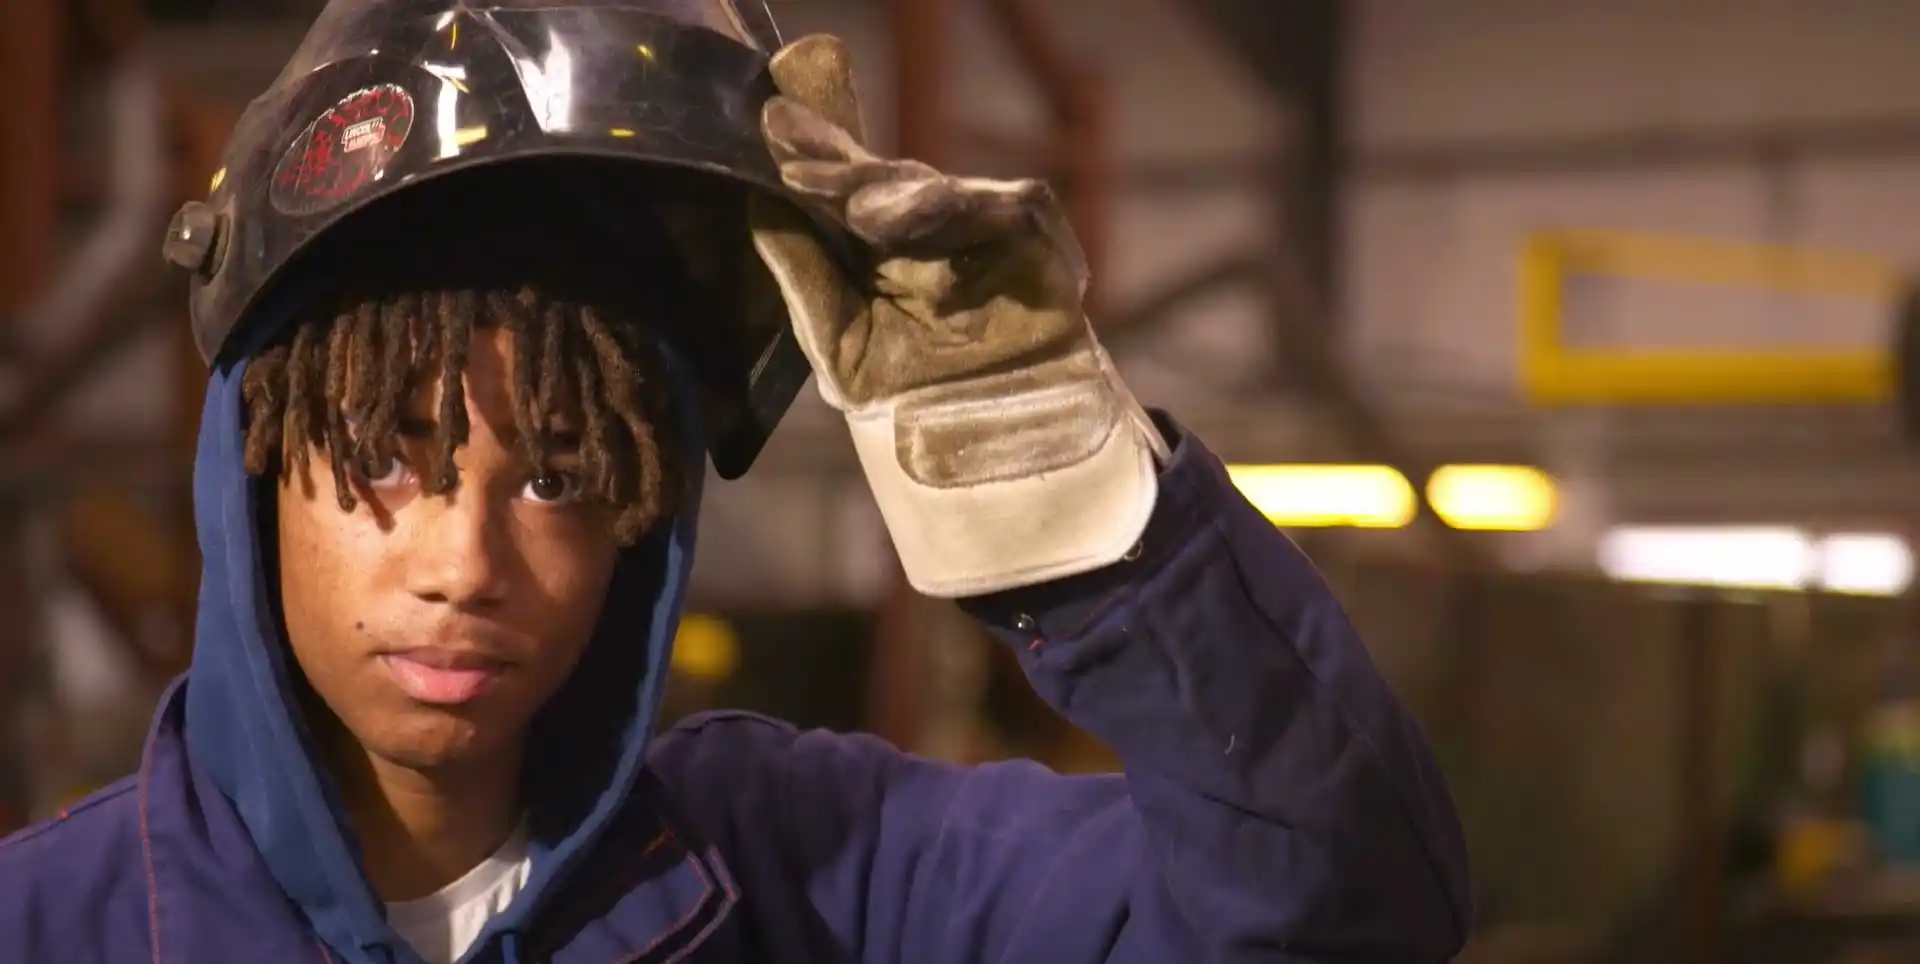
[379,648,509,705]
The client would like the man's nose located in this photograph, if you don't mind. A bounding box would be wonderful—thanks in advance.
[402,486,514,610]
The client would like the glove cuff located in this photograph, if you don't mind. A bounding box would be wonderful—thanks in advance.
[847,390,1159,598]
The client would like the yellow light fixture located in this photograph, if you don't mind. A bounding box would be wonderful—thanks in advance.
[1426,464,1557,531]
[671,612,740,681]
[1225,464,1416,528]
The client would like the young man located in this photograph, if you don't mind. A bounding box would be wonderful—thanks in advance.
[0,4,1471,963]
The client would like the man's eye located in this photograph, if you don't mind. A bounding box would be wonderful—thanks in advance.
[523,471,580,505]
[353,451,410,488]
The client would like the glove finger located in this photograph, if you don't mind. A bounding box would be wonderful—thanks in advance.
[766,34,867,144]
[747,192,862,410]
[780,157,939,207]
[762,96,877,169]
[846,175,1043,252]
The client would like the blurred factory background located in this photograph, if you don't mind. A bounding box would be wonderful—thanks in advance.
[5,0,1920,961]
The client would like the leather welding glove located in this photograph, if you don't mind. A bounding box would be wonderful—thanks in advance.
[748,35,1170,598]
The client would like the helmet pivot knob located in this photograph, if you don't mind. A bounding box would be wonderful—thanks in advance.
[163,201,223,277]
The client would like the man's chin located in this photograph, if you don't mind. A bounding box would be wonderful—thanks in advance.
[361,709,516,774]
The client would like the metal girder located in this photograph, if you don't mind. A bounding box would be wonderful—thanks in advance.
[0,1,228,822]
[976,0,1111,314]
[0,1,61,307]
[1675,594,1725,964]
[1360,118,1920,182]
[1178,0,1342,318]
[1110,117,1920,193]
[0,268,173,447]
[0,0,62,835]
[865,0,954,753]
[1173,0,1469,542]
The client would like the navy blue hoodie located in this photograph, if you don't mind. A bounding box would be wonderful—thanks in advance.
[0,333,1472,961]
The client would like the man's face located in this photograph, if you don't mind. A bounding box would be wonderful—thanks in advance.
[276,326,622,772]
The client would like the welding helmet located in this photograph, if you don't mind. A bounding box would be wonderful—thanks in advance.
[161,0,812,478]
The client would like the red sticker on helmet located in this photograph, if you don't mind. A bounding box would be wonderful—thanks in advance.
[270,84,416,217]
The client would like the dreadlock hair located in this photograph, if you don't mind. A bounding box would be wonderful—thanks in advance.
[237,168,703,546]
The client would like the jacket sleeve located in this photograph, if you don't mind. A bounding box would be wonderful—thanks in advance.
[648,416,1472,963]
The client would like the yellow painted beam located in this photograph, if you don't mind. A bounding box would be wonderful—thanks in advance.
[1523,350,1889,404]
[1517,230,1902,405]
[1546,230,1902,299]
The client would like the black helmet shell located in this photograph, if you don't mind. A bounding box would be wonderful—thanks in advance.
[168,0,811,478]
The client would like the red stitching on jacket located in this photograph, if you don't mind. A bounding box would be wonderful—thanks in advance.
[609,840,716,964]
[544,825,683,943]
[641,829,673,858]
[651,848,742,964]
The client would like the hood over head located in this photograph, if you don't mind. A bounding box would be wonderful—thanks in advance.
[180,273,707,964]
